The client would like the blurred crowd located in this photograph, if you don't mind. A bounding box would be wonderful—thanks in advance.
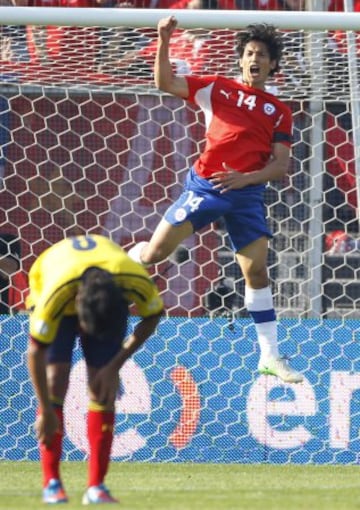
[0,0,359,69]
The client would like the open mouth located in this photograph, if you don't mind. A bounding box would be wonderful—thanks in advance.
[249,65,260,75]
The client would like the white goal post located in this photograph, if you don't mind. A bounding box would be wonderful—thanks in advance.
[1,6,360,29]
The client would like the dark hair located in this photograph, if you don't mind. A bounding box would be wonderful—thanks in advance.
[235,23,283,77]
[77,267,129,341]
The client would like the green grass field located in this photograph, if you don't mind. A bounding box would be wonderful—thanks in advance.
[1,461,360,510]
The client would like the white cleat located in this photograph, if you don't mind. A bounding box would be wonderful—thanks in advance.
[82,484,118,505]
[258,356,303,384]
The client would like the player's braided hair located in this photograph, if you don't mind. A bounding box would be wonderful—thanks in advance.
[77,267,129,341]
[235,23,283,77]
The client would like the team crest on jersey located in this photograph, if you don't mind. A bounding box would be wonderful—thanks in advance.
[264,103,276,115]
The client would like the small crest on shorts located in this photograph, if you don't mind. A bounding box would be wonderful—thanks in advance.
[174,208,187,222]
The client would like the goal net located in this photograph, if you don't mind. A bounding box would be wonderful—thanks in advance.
[1,7,360,464]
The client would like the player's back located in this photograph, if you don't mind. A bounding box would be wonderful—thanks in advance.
[34,235,129,282]
[27,234,145,309]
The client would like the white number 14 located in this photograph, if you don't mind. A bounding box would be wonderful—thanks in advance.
[237,91,257,110]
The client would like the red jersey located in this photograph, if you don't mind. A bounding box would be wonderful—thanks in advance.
[8,271,29,313]
[168,0,237,8]
[326,0,360,10]
[254,0,295,8]
[29,0,97,5]
[185,75,293,178]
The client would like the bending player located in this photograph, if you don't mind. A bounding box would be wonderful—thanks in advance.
[27,234,163,504]
[129,16,303,384]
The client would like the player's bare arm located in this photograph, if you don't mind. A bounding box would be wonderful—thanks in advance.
[154,16,189,99]
[117,312,163,366]
[27,340,59,445]
[89,312,163,407]
[209,142,290,193]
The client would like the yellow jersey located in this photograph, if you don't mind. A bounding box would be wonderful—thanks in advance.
[27,234,164,344]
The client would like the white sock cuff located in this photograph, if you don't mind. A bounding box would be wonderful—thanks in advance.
[245,286,273,311]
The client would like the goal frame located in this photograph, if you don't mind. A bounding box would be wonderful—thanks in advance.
[2,6,359,316]
[1,7,360,30]
[1,6,360,465]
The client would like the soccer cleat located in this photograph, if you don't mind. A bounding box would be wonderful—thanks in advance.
[82,484,119,505]
[258,356,304,384]
[42,478,69,504]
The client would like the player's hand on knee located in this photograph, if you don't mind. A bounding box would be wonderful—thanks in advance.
[35,408,59,446]
[90,366,120,408]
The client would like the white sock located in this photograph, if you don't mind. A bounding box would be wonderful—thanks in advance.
[255,321,279,360]
[245,286,279,360]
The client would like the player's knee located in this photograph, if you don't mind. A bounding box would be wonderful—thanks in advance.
[243,266,268,288]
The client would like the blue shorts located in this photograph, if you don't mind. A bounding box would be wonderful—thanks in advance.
[164,167,272,252]
[46,315,125,368]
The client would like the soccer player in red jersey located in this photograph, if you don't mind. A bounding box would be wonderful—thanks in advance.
[253,0,304,8]
[129,16,303,384]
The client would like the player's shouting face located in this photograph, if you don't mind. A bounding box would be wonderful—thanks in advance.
[240,40,276,90]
